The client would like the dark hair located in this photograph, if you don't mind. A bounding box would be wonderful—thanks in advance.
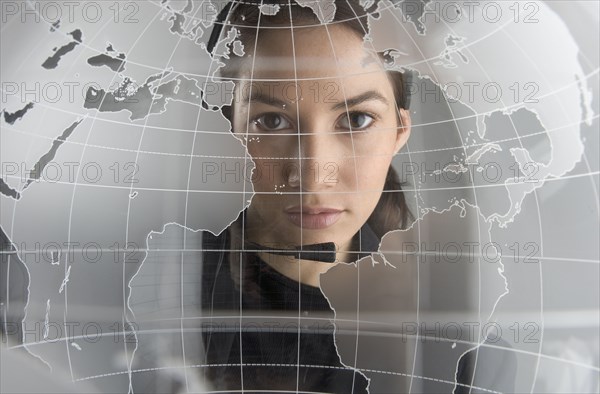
[215,0,412,250]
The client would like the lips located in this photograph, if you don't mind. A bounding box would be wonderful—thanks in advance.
[284,206,343,229]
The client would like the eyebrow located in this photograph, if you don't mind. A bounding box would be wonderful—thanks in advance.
[245,92,288,108]
[330,90,390,111]
[244,89,390,110]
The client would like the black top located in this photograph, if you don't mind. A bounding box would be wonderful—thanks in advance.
[200,218,517,393]
[200,220,378,392]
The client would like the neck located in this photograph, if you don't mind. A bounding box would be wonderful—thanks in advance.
[241,208,356,287]
[256,246,354,288]
[257,253,331,287]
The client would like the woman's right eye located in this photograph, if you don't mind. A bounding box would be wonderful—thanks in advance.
[252,113,292,132]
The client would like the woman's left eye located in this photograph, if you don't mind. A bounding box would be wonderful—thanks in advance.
[338,112,375,130]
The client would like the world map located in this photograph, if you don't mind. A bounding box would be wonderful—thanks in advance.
[1,1,598,393]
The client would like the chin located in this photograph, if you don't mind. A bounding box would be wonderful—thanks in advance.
[284,222,354,251]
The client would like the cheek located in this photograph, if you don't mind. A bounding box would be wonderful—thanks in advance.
[356,159,391,193]
[247,155,286,192]
[354,143,394,189]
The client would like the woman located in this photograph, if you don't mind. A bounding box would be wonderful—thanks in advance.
[198,0,412,391]
[130,1,516,392]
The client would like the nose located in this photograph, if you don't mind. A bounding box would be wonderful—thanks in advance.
[285,129,339,192]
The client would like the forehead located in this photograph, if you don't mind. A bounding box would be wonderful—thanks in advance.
[244,24,385,81]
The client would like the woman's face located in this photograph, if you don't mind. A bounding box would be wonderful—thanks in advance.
[232,24,410,254]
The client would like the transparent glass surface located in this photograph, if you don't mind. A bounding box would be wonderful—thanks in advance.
[1,1,598,393]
